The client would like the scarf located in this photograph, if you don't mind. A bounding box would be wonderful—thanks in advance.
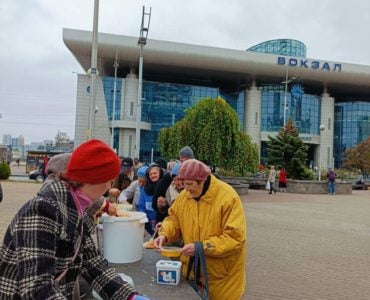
[70,187,93,217]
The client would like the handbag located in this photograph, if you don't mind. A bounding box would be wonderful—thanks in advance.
[265,181,270,190]
[186,242,209,300]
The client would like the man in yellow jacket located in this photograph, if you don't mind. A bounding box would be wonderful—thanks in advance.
[154,159,247,300]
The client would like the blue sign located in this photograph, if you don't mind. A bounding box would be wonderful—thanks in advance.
[278,57,342,72]
[291,84,304,98]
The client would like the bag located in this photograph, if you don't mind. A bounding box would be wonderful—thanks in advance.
[328,172,336,181]
[186,242,209,300]
[265,181,270,190]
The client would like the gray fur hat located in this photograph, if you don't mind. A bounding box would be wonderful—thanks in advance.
[46,153,71,175]
[179,146,194,159]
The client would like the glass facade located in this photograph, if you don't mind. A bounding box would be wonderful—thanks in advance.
[261,85,320,135]
[334,101,370,167]
[102,77,122,121]
[102,77,122,150]
[101,77,244,161]
[247,39,307,58]
[139,81,244,161]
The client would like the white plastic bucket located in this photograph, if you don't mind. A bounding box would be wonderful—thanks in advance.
[101,211,148,263]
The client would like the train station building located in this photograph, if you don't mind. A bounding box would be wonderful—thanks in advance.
[63,28,370,168]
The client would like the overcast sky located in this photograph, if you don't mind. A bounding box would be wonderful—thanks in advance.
[0,0,369,144]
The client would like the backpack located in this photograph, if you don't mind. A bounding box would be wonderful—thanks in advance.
[328,172,336,181]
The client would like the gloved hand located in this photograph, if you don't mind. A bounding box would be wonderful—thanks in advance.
[133,295,150,300]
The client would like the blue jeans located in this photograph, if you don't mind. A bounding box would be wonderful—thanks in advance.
[328,181,336,194]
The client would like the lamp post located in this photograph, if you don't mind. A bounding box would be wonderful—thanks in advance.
[135,6,151,159]
[111,49,119,150]
[87,0,99,140]
[281,68,296,126]
[318,124,325,181]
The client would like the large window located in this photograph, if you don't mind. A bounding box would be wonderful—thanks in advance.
[334,101,370,167]
[140,81,244,161]
[261,85,320,135]
[102,77,122,121]
[247,39,306,58]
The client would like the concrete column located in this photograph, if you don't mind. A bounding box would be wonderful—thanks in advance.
[244,82,262,158]
[118,73,138,157]
[74,74,110,147]
[318,91,335,170]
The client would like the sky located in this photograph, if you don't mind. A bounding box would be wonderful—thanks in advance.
[0,0,369,144]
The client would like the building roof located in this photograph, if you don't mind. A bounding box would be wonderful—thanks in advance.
[63,28,370,97]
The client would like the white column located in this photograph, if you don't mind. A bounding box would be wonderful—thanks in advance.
[319,92,335,170]
[119,72,138,157]
[244,82,262,158]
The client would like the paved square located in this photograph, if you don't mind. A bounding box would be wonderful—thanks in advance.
[1,181,370,299]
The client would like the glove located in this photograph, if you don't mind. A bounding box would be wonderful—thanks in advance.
[133,295,151,300]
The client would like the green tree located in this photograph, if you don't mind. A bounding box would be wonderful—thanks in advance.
[343,137,370,175]
[266,119,312,179]
[0,162,11,180]
[158,97,259,175]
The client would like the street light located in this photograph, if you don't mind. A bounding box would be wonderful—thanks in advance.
[87,0,99,140]
[281,68,296,126]
[135,6,151,159]
[111,49,119,150]
[318,124,325,181]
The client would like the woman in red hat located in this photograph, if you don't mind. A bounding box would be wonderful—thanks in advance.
[0,139,149,300]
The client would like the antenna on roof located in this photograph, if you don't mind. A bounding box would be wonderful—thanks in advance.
[135,6,152,160]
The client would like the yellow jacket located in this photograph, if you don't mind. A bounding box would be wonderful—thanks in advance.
[160,175,247,300]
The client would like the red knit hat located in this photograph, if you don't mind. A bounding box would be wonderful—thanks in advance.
[178,159,211,181]
[64,139,120,184]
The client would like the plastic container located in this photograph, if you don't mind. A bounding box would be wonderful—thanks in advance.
[156,260,182,285]
[160,246,182,258]
[101,211,148,263]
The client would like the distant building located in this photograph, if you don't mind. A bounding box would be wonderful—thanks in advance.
[55,131,72,150]
[2,134,11,146]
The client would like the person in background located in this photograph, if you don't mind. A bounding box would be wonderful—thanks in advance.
[118,166,148,210]
[42,153,71,186]
[113,157,137,192]
[154,158,167,171]
[178,145,194,162]
[133,158,143,177]
[327,168,337,195]
[268,165,277,194]
[164,163,184,206]
[0,181,2,203]
[152,146,194,223]
[154,163,184,234]
[154,159,247,300]
[278,167,288,192]
[39,155,49,181]
[137,164,163,235]
[0,139,149,300]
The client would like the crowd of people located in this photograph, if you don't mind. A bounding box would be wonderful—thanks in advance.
[0,140,247,300]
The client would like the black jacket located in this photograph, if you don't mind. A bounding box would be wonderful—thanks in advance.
[152,171,173,222]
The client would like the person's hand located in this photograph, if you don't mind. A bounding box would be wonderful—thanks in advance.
[155,222,162,231]
[133,295,151,300]
[107,203,118,216]
[154,235,167,250]
[157,196,167,208]
[182,243,195,256]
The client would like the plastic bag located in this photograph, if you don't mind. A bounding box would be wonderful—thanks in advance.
[186,242,209,300]
[265,181,270,190]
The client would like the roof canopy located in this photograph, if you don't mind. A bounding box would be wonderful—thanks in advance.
[63,28,370,97]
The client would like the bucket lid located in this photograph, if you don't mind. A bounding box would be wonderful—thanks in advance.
[101,211,147,222]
